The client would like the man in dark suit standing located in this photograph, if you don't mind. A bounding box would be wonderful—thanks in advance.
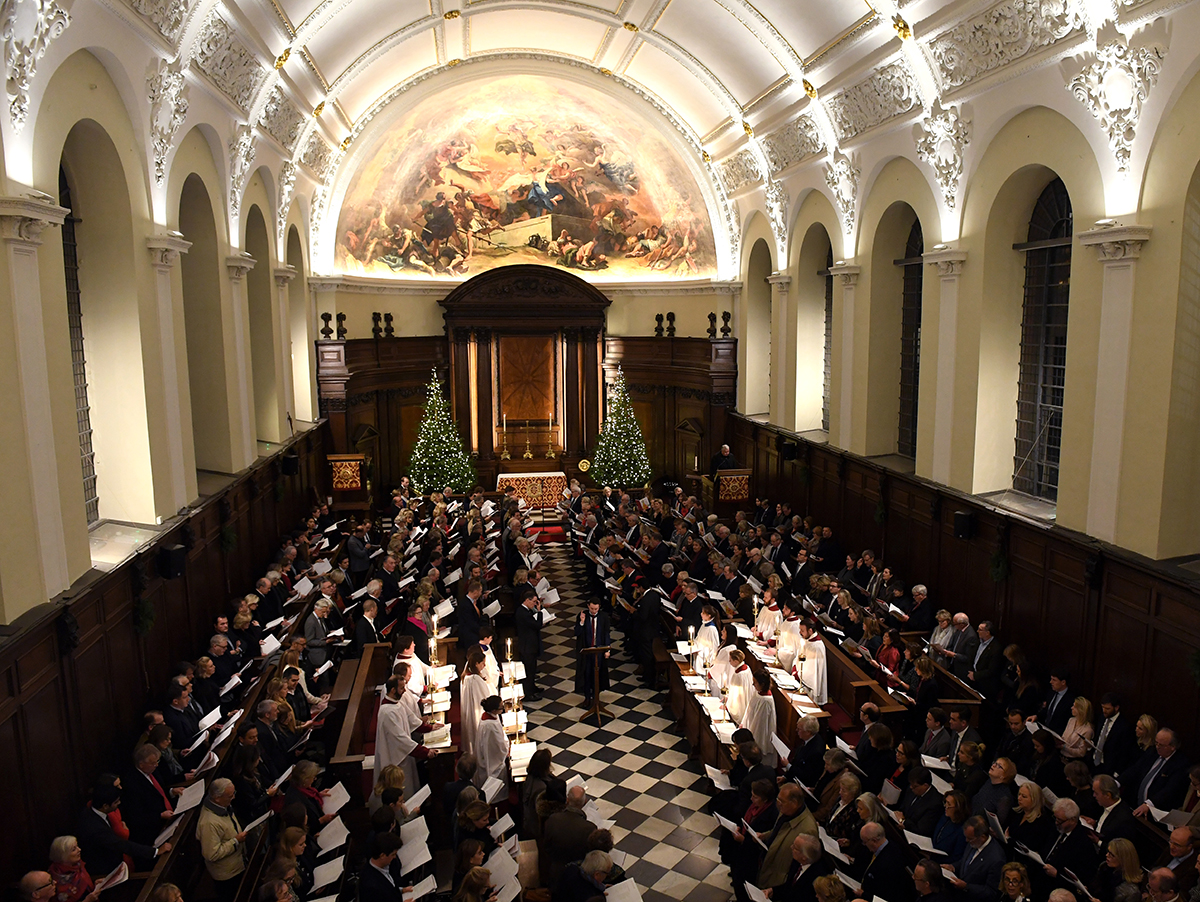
[945,816,1006,902]
[574,599,611,707]
[772,835,833,902]
[782,716,828,788]
[351,597,382,658]
[937,614,979,682]
[1042,798,1100,893]
[123,745,176,860]
[710,443,738,476]
[76,782,167,877]
[858,822,912,902]
[902,767,944,836]
[458,579,485,650]
[515,588,543,701]
[967,621,1003,700]
[920,708,954,759]
[947,707,984,762]
[358,832,406,902]
[1088,775,1136,844]
[1035,668,1074,736]
[1123,728,1191,815]
[1092,693,1140,775]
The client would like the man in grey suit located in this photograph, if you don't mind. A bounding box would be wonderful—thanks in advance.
[304,599,334,690]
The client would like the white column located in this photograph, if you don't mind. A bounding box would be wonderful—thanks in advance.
[147,235,192,512]
[828,263,860,450]
[0,197,70,598]
[226,253,257,467]
[1078,224,1151,543]
[274,265,298,437]
[767,272,792,428]
[923,247,968,485]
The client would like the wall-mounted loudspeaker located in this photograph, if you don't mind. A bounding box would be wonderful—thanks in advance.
[953,511,973,541]
[158,544,186,579]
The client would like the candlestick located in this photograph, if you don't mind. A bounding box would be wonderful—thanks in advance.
[501,414,510,459]
[523,421,533,459]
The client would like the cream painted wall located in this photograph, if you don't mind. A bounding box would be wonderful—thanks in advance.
[287,226,316,422]
[743,239,773,416]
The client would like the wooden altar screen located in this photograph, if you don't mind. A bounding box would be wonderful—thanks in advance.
[440,265,610,488]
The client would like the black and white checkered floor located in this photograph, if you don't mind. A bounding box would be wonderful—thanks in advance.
[523,542,734,902]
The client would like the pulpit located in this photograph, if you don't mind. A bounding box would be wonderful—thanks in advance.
[701,468,752,519]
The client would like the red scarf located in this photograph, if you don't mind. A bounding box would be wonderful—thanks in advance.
[736,664,749,673]
[407,616,428,634]
[298,785,324,808]
[50,862,94,902]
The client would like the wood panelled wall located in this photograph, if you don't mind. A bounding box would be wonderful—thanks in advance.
[316,337,448,491]
[604,337,737,481]
[728,415,1200,751]
[0,424,333,888]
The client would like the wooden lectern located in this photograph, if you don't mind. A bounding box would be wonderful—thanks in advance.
[701,468,753,519]
[579,646,612,726]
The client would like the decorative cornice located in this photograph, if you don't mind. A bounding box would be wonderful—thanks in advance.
[718,149,763,195]
[146,233,192,269]
[926,0,1084,93]
[766,272,792,289]
[228,124,256,220]
[0,196,69,244]
[305,273,741,297]
[1077,223,1151,260]
[128,0,190,45]
[192,9,268,114]
[923,247,967,276]
[226,253,256,280]
[274,264,298,286]
[824,60,919,142]
[761,114,824,176]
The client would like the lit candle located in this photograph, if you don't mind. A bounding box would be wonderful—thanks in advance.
[507,637,512,661]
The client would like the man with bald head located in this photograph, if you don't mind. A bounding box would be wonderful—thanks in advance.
[1156,827,1200,896]
[18,873,55,902]
[543,786,595,888]
[932,613,979,680]
[859,820,912,902]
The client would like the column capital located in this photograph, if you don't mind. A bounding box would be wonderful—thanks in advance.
[1078,223,1151,261]
[226,253,257,281]
[146,233,192,270]
[0,196,68,245]
[923,246,967,276]
[273,264,298,287]
[828,262,861,286]
[766,271,792,288]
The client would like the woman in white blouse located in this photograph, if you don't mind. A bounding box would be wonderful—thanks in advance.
[1059,696,1095,759]
[929,609,954,652]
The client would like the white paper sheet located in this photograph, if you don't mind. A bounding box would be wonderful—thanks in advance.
[485,847,519,884]
[321,782,350,815]
[407,783,431,810]
[604,879,644,902]
[482,600,501,617]
[174,780,206,814]
[482,775,506,803]
[397,839,432,875]
[317,815,349,851]
[402,875,437,901]
[400,816,429,845]
[490,813,514,838]
[705,764,731,791]
[434,600,454,619]
[153,816,182,847]
[771,734,791,765]
[311,857,344,890]
[269,764,294,791]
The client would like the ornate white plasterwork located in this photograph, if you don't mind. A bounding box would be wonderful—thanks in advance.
[762,115,824,175]
[763,178,789,252]
[300,131,334,180]
[1066,22,1165,171]
[192,10,267,114]
[258,85,306,152]
[915,99,971,209]
[1,0,70,131]
[129,0,189,44]
[927,0,1085,91]
[276,160,296,246]
[719,149,763,194]
[147,57,189,185]
[824,150,860,234]
[228,124,256,220]
[824,61,919,141]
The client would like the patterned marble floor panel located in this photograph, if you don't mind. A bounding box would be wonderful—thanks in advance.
[523,542,733,902]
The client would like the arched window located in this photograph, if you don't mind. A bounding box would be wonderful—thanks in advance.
[59,167,99,524]
[1014,177,1072,500]
[897,220,924,458]
[822,245,833,433]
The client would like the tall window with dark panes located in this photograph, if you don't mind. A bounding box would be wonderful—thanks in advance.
[1013,178,1073,501]
[897,220,923,458]
[59,168,100,524]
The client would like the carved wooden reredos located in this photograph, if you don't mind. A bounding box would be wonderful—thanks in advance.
[317,265,738,490]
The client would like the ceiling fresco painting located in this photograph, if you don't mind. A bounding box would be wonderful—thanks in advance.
[334,74,717,280]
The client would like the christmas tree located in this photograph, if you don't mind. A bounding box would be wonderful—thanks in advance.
[407,370,476,494]
[591,367,653,487]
